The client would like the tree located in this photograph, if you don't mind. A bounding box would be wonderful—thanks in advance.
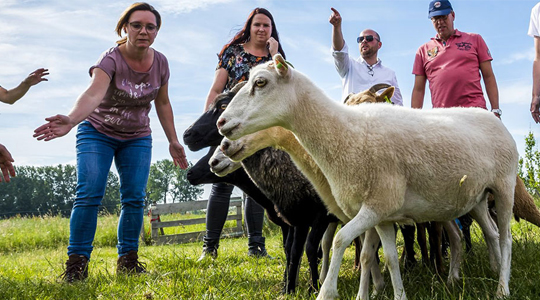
[146,159,202,204]
[0,164,121,218]
[519,131,540,197]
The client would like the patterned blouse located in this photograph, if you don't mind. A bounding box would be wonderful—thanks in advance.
[217,44,271,92]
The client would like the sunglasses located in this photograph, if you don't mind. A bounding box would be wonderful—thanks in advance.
[357,35,379,43]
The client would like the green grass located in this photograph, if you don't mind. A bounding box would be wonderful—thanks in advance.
[1,214,540,299]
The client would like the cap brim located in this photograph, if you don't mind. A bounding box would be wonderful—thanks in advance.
[428,9,452,19]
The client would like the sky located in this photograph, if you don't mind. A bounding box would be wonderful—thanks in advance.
[1,0,539,199]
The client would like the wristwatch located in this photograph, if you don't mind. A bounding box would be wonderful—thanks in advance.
[491,108,502,116]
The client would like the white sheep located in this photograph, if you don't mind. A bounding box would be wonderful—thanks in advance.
[216,125,462,296]
[216,54,518,300]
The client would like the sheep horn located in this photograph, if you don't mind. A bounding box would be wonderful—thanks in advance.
[369,83,391,94]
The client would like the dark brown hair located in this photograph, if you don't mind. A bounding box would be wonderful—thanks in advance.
[115,2,161,45]
[219,8,286,59]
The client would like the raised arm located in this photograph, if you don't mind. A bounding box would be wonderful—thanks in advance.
[411,75,427,109]
[155,82,189,169]
[329,8,345,51]
[0,68,49,105]
[33,68,109,141]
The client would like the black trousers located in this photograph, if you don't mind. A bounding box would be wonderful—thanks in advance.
[203,182,265,250]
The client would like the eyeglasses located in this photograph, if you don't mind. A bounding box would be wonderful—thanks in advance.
[357,35,379,43]
[431,15,449,22]
[128,22,158,33]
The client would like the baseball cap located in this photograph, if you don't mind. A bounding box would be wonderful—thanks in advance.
[428,0,453,19]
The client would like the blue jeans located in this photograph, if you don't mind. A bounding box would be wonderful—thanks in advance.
[67,121,152,259]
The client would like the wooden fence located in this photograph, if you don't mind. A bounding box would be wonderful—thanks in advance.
[148,197,245,245]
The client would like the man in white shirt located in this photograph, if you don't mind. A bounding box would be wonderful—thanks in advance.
[529,2,540,123]
[329,7,403,105]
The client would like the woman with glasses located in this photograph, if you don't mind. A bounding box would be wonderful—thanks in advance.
[197,7,286,261]
[33,2,188,282]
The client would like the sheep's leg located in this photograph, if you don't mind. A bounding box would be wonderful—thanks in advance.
[317,206,380,300]
[441,220,462,285]
[320,221,338,284]
[353,236,362,270]
[428,222,444,274]
[284,225,309,294]
[305,217,330,292]
[282,226,294,293]
[469,200,501,273]
[375,223,407,300]
[416,222,430,266]
[357,227,384,300]
[458,214,474,253]
[280,225,290,250]
[494,184,514,298]
[400,225,417,270]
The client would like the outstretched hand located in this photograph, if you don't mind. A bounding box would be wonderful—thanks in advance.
[33,114,73,141]
[23,68,49,87]
[0,144,16,183]
[169,141,189,169]
[329,7,342,27]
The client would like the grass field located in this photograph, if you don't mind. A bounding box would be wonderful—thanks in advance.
[1,213,539,300]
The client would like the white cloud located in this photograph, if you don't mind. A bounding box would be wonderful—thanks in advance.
[153,0,237,14]
[497,48,535,65]
[499,80,532,105]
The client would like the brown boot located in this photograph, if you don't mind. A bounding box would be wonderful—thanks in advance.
[61,254,88,283]
[117,250,147,275]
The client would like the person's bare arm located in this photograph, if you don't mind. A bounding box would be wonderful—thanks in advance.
[532,37,540,123]
[204,68,228,111]
[0,68,49,104]
[479,60,500,117]
[411,75,427,109]
[155,82,189,169]
[33,68,109,141]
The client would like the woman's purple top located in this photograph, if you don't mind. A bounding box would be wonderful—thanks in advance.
[86,46,170,140]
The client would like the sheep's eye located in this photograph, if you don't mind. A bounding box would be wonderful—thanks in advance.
[255,78,266,87]
[220,103,228,110]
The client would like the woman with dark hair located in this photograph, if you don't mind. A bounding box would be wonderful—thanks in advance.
[198,7,286,260]
[34,2,188,282]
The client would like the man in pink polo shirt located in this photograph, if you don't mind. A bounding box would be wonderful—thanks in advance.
[411,0,501,117]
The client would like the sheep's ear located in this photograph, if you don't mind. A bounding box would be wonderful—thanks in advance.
[377,86,395,104]
[273,54,290,78]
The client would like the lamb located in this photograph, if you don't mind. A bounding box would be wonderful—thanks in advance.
[183,86,338,293]
[216,54,518,300]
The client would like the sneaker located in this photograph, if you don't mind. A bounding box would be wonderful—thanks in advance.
[197,247,218,262]
[61,254,88,283]
[117,250,147,275]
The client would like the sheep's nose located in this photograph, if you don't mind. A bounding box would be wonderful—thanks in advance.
[210,158,219,168]
[221,140,230,151]
[216,117,226,129]
[182,126,193,142]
